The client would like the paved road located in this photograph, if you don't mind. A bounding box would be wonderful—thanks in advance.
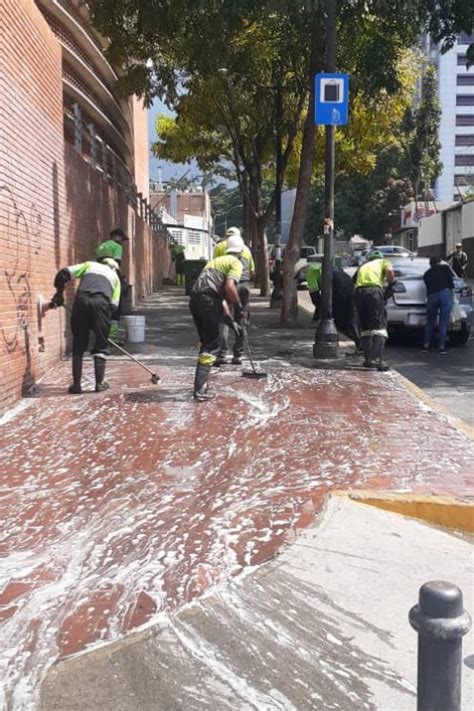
[298,289,473,426]
[386,331,474,426]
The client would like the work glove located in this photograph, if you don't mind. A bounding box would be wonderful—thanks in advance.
[223,314,242,338]
[234,302,244,319]
[51,291,64,308]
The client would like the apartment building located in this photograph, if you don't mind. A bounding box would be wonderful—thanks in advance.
[433,33,474,202]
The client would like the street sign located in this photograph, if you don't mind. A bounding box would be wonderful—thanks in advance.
[315,73,349,125]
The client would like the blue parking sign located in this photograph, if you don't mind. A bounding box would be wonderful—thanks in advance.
[315,73,349,125]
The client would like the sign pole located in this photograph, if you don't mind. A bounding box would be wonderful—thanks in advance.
[314,0,339,359]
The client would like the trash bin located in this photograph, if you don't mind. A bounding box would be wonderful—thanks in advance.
[184,259,207,296]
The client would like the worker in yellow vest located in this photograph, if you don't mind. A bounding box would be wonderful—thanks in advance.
[213,226,255,365]
[354,250,394,370]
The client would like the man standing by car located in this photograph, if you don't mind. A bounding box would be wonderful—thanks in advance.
[422,256,455,355]
[354,249,394,370]
[447,243,468,278]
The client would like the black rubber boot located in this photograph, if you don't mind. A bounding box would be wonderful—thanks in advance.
[68,356,83,394]
[370,334,389,371]
[193,363,214,401]
[360,336,374,368]
[94,357,110,392]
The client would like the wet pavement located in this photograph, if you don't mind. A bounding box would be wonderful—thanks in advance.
[1,288,473,709]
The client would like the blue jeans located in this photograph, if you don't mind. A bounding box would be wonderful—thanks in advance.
[424,289,453,348]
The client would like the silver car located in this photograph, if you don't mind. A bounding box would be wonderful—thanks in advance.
[386,257,472,345]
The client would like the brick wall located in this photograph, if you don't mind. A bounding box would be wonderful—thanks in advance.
[0,0,169,416]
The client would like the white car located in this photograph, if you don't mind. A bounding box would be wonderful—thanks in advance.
[386,257,472,345]
[354,245,417,266]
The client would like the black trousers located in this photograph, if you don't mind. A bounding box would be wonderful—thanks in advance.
[354,286,387,335]
[71,292,111,358]
[189,290,222,364]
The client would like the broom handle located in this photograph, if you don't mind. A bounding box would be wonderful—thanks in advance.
[242,325,257,374]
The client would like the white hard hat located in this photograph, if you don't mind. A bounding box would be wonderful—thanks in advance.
[456,242,462,247]
[226,234,245,254]
[225,226,241,239]
[102,257,119,271]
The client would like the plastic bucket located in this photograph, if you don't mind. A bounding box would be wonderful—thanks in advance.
[124,315,146,343]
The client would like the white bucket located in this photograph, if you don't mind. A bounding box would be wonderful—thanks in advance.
[124,315,146,343]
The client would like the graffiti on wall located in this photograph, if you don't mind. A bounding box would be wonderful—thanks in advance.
[0,184,42,353]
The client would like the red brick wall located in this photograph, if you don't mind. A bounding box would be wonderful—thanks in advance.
[0,0,170,416]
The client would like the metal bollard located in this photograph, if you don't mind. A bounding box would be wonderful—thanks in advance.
[409,581,471,711]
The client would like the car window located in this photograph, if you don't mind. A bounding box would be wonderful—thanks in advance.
[391,259,430,277]
[300,247,315,258]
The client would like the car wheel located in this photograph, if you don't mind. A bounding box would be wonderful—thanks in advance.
[448,325,471,346]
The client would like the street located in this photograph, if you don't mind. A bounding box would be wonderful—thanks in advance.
[387,332,474,426]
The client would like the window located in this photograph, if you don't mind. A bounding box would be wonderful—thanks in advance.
[457,55,467,66]
[455,174,474,185]
[170,229,184,244]
[457,95,474,106]
[188,230,201,246]
[456,115,474,126]
[455,135,474,146]
[458,33,474,45]
[455,155,474,166]
[457,75,474,86]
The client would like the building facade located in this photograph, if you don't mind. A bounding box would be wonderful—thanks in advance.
[0,0,170,416]
[433,33,474,202]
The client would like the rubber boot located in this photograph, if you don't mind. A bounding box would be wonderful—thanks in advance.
[370,334,389,371]
[68,356,83,394]
[94,357,110,392]
[193,363,214,401]
[360,336,373,368]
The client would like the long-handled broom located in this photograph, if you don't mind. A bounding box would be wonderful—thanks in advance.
[38,295,160,385]
[241,324,268,379]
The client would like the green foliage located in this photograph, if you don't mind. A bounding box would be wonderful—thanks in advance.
[403,64,442,194]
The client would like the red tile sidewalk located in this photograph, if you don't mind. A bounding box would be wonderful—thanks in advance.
[1,289,473,708]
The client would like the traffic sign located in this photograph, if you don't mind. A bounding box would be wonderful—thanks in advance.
[315,73,349,125]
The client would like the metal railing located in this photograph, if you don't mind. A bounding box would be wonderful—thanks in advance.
[65,102,171,239]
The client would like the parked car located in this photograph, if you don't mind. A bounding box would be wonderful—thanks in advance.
[386,257,472,345]
[351,245,417,266]
[269,244,318,281]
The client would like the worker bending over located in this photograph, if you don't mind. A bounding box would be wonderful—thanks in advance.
[354,249,394,370]
[213,226,255,365]
[189,235,245,400]
[51,258,121,394]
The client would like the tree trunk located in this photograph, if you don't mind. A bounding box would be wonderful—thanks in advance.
[280,12,323,325]
[280,88,319,325]
[257,220,269,296]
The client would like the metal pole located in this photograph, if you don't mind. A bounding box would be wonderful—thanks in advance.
[313,0,339,359]
[270,68,283,308]
[409,581,471,711]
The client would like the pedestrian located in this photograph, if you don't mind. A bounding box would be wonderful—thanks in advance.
[189,234,245,401]
[309,261,360,350]
[422,255,454,354]
[213,226,255,365]
[446,243,468,278]
[96,228,129,341]
[51,258,121,394]
[354,249,394,370]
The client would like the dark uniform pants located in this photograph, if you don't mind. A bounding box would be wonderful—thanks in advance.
[71,292,111,358]
[189,290,222,365]
[218,282,250,359]
[354,286,387,337]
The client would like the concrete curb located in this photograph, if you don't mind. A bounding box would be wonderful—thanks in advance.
[334,490,474,534]
[394,370,474,441]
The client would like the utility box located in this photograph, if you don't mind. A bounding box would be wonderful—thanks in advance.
[184,259,207,295]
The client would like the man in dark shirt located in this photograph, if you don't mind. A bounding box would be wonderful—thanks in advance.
[447,243,468,278]
[422,256,454,354]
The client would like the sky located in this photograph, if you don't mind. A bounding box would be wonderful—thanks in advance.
[147,99,199,183]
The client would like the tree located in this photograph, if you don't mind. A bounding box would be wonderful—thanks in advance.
[402,64,442,212]
[88,0,473,310]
